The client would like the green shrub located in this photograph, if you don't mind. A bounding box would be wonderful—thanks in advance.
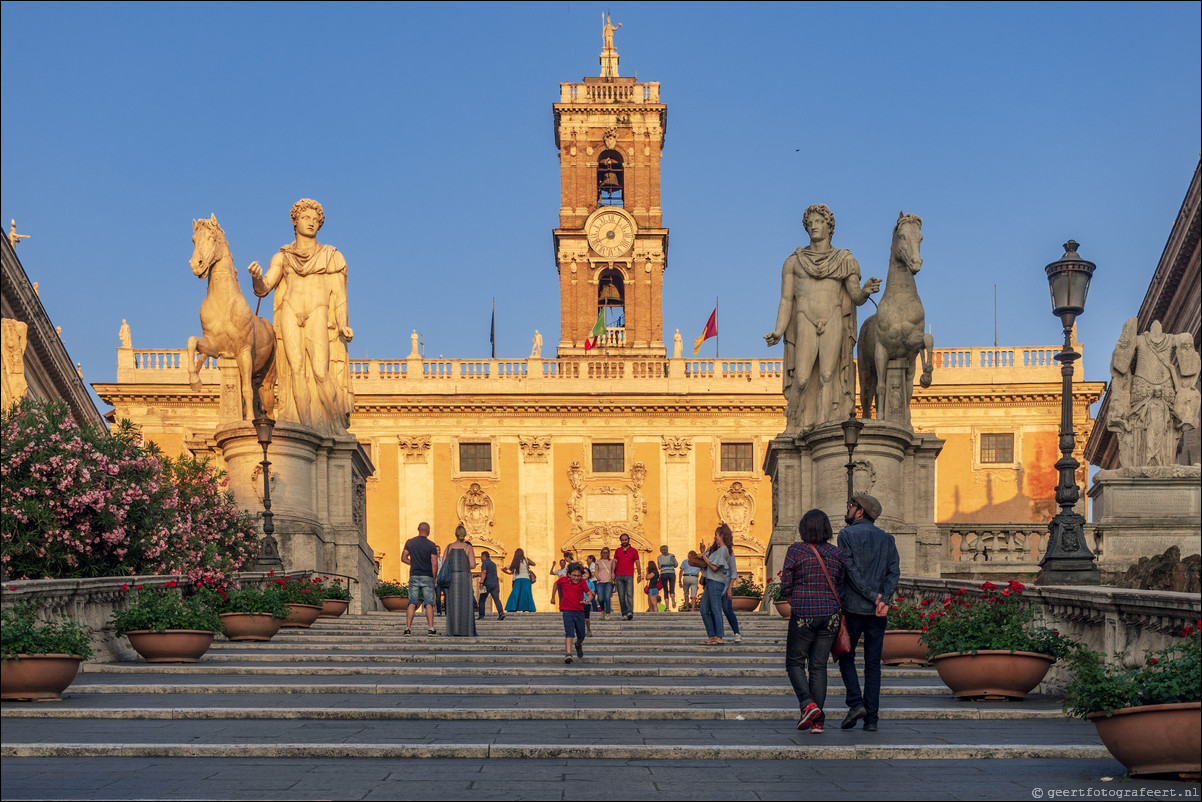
[1,603,94,660]
[110,582,221,635]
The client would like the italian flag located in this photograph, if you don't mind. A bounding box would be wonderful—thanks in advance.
[584,310,606,352]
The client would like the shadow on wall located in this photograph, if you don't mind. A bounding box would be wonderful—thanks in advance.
[944,464,1057,524]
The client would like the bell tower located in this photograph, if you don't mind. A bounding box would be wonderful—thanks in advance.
[553,18,668,357]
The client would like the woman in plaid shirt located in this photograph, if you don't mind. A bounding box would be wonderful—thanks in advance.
[780,509,846,733]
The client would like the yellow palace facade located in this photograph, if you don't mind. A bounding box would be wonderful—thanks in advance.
[94,44,1104,590]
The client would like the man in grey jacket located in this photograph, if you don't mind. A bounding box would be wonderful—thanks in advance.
[836,493,899,732]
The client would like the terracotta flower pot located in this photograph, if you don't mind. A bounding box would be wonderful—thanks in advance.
[279,603,323,628]
[882,630,929,666]
[773,601,791,619]
[319,599,349,618]
[380,595,409,612]
[125,630,214,663]
[729,596,761,612]
[931,650,1055,700]
[1,654,84,701]
[219,613,282,642]
[1088,702,1201,776]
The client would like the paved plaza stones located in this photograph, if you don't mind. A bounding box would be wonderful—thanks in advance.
[2,612,1198,800]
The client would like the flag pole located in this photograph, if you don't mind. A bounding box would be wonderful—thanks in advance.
[715,296,719,358]
[491,298,495,359]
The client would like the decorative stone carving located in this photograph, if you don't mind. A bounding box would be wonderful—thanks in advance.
[353,477,367,533]
[852,459,877,495]
[765,204,881,433]
[8,219,30,248]
[673,329,683,358]
[530,330,542,358]
[456,482,495,542]
[250,199,354,437]
[186,215,277,422]
[562,459,651,554]
[398,435,431,463]
[519,435,552,463]
[1,318,29,409]
[718,481,756,540]
[1108,318,1200,468]
[118,319,132,349]
[661,435,692,461]
[408,330,420,359]
[250,464,277,505]
[567,461,586,535]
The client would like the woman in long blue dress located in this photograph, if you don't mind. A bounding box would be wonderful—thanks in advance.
[444,525,477,637]
[503,548,538,612]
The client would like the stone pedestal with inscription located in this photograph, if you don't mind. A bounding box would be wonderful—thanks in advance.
[764,420,943,579]
[215,421,377,613]
[1088,467,1202,572]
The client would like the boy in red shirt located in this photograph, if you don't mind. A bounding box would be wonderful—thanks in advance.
[552,562,594,664]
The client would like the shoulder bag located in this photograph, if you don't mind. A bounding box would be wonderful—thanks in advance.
[808,544,851,660]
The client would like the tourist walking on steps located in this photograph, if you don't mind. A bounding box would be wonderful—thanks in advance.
[657,545,678,610]
[593,547,616,617]
[720,547,743,642]
[680,554,700,612]
[553,561,593,663]
[444,525,477,637]
[549,558,568,605]
[503,548,538,613]
[402,522,440,636]
[693,524,732,644]
[585,555,599,611]
[477,551,505,621]
[836,493,898,732]
[781,508,846,734]
[645,560,661,613]
[614,533,642,620]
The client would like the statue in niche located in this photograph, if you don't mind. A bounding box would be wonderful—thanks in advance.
[765,204,880,433]
[250,199,354,437]
[1108,318,1200,468]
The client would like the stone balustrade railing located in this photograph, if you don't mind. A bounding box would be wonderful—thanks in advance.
[932,522,1103,579]
[561,82,660,104]
[896,576,1201,691]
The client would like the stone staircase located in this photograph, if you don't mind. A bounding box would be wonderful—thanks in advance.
[1,610,1143,798]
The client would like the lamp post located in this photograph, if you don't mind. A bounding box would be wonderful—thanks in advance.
[1037,240,1100,585]
[841,411,864,502]
[253,414,283,570]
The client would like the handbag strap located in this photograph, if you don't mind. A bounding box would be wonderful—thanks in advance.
[807,544,840,605]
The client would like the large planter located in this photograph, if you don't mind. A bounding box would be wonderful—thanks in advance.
[729,596,762,612]
[279,603,323,628]
[773,601,791,619]
[219,613,282,642]
[1,655,85,701]
[319,599,349,618]
[1088,702,1201,776]
[380,595,409,612]
[882,630,929,666]
[125,630,215,663]
[931,650,1055,700]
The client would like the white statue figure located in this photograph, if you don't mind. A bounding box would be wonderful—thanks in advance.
[1108,318,1200,467]
[408,329,420,359]
[250,199,354,436]
[530,330,543,358]
[119,319,132,349]
[764,204,880,432]
[673,329,683,358]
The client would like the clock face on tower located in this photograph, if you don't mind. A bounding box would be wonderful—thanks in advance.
[586,209,635,258]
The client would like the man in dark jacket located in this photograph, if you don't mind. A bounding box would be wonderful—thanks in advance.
[836,493,899,731]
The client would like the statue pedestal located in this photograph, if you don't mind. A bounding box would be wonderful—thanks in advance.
[1088,467,1202,572]
[764,420,943,579]
[215,420,378,613]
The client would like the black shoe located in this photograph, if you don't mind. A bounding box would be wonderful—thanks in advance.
[403,629,411,636]
[841,705,867,730]
[498,614,506,621]
[575,639,584,658]
[564,654,573,664]
[863,722,878,732]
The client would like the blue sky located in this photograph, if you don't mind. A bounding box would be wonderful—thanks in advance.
[2,1,1199,411]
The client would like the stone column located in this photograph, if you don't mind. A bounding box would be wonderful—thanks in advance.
[325,435,377,613]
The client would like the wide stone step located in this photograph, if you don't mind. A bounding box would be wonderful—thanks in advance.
[78,664,953,679]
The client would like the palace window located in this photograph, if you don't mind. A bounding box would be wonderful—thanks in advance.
[980,433,1014,464]
[592,443,624,473]
[459,442,492,473]
[720,442,754,473]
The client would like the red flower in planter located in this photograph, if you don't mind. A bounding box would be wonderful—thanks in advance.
[165,580,177,588]
[979,581,998,591]
[1149,657,1159,665]
[121,583,129,593]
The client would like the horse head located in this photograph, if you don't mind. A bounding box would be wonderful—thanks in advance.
[891,211,924,275]
[190,214,228,279]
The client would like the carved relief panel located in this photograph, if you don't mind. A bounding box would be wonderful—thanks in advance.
[563,460,651,554]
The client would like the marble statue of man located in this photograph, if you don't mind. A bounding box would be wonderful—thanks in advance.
[1108,318,1200,467]
[764,204,880,432]
[249,199,354,437]
[531,330,543,358]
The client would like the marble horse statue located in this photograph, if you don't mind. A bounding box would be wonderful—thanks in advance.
[186,215,276,420]
[857,212,933,423]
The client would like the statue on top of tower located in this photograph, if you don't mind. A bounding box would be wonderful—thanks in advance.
[600,15,621,78]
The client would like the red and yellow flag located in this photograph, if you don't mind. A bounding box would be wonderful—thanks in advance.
[692,308,718,356]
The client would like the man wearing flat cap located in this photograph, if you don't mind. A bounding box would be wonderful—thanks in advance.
[836,493,899,732]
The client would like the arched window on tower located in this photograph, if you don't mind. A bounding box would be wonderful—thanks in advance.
[597,269,625,348]
[597,150,624,208]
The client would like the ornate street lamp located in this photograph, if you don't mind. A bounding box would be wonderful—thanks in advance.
[1037,240,1100,585]
[253,414,283,570]
[841,411,864,503]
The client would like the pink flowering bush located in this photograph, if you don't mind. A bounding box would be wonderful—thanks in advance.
[1,400,259,584]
